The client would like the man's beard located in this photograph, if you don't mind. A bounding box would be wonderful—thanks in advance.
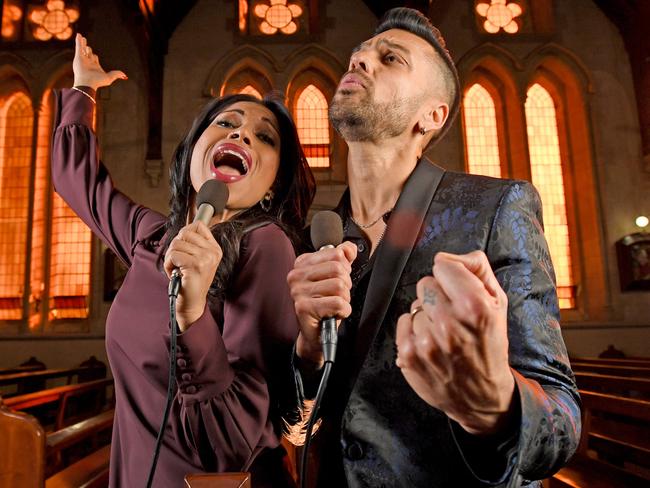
[329,89,422,143]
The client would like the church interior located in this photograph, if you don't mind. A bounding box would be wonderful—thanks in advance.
[0,0,649,486]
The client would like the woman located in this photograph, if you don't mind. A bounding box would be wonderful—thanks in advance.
[52,34,315,487]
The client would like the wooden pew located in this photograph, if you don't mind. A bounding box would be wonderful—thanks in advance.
[185,473,251,488]
[571,357,650,368]
[0,357,47,377]
[0,364,106,397]
[0,399,113,488]
[569,362,650,378]
[4,378,114,430]
[550,391,650,487]
[574,372,650,399]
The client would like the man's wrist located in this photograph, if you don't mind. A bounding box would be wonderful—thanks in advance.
[458,371,517,436]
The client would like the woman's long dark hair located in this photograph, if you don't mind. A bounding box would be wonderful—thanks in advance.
[160,93,316,299]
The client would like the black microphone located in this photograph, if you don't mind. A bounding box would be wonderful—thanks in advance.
[169,180,229,293]
[310,211,344,364]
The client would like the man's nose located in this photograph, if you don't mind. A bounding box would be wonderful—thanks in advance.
[229,131,251,145]
[350,52,369,73]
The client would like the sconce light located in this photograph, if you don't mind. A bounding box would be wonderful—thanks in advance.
[615,216,650,291]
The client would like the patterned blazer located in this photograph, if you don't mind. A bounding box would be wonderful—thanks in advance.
[292,157,581,488]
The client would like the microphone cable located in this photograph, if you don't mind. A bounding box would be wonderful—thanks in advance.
[299,320,337,488]
[145,271,181,488]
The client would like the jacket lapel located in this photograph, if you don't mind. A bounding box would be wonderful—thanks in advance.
[352,156,445,372]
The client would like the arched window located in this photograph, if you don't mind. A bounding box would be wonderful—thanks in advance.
[1,80,93,332]
[0,92,33,320]
[462,83,502,178]
[525,83,575,309]
[238,84,262,98]
[220,67,272,98]
[294,84,330,168]
[41,88,92,323]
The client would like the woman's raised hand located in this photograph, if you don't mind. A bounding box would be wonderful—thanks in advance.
[73,33,127,91]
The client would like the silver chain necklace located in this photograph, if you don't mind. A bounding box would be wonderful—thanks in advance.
[349,208,393,229]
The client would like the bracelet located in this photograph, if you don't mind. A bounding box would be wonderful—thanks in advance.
[71,86,96,104]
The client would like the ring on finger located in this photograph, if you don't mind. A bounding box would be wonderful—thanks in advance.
[410,305,424,318]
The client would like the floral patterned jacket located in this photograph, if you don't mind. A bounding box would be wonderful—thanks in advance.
[289,157,581,488]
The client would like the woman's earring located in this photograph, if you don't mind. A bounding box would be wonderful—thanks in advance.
[260,190,274,212]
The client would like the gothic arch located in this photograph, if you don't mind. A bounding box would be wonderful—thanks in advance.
[203,45,277,97]
[525,51,609,321]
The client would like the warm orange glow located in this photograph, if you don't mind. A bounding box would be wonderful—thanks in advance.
[28,0,79,41]
[462,83,502,178]
[239,85,262,98]
[1,1,22,40]
[0,93,33,320]
[48,191,91,320]
[27,89,92,328]
[525,83,575,309]
[295,84,330,168]
[29,91,52,328]
[254,0,302,35]
[476,0,522,34]
[239,0,248,33]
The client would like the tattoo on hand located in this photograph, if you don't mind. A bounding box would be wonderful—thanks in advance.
[423,287,436,306]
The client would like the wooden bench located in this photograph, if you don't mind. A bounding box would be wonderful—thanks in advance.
[185,473,251,488]
[4,378,114,430]
[0,399,113,488]
[571,357,650,368]
[46,444,110,488]
[550,390,650,487]
[574,372,650,399]
[0,365,106,397]
[0,357,47,377]
[569,362,650,378]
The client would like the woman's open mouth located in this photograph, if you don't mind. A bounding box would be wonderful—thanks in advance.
[210,143,252,183]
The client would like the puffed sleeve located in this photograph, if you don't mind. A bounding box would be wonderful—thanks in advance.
[51,88,162,266]
[172,223,300,471]
[450,181,582,485]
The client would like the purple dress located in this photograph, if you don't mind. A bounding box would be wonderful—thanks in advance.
[52,89,299,487]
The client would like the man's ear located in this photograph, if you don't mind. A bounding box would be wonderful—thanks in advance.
[418,100,449,134]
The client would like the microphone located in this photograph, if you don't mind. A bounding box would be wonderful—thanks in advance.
[310,211,344,364]
[169,180,229,291]
[194,179,230,226]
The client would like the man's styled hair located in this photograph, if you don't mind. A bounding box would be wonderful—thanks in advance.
[375,7,460,148]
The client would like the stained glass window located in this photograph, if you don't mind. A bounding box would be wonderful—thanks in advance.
[462,83,502,178]
[294,84,330,168]
[0,93,33,320]
[1,0,23,41]
[476,0,522,34]
[28,0,79,41]
[254,0,303,35]
[525,83,575,309]
[1,86,92,330]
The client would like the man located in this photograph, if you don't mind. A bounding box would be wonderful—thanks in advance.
[286,7,581,488]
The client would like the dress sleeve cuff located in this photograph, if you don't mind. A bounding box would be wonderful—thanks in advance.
[173,306,234,403]
[58,88,96,128]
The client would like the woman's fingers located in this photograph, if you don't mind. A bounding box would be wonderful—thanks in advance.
[108,70,128,82]
[73,33,128,89]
